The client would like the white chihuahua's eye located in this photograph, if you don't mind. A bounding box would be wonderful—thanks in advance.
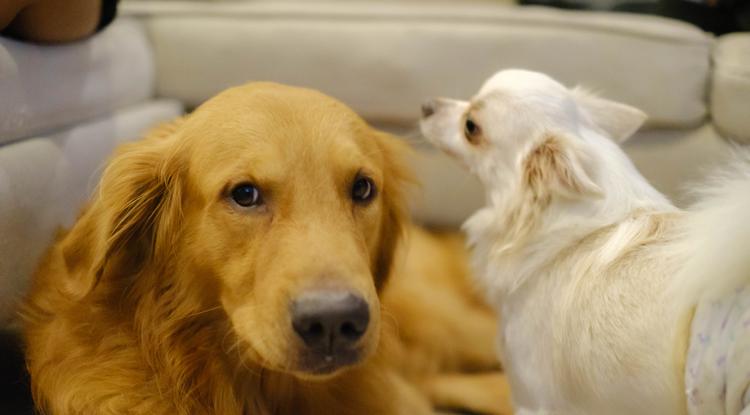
[464,117,481,143]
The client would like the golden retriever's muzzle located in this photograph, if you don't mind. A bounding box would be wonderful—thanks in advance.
[291,290,370,374]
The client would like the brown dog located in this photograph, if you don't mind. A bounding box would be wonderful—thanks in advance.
[23,83,510,414]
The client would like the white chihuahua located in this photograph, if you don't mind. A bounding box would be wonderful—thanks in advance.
[420,69,750,415]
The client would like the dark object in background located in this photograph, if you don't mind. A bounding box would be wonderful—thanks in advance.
[0,330,33,415]
[667,0,750,35]
[1,0,120,43]
[519,0,750,35]
[97,0,120,33]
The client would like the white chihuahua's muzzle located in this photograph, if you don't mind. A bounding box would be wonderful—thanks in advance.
[419,97,469,160]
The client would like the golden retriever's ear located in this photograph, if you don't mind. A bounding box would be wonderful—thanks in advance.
[59,118,187,298]
[572,88,647,143]
[523,133,601,201]
[372,132,414,290]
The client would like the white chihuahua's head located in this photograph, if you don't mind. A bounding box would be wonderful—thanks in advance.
[420,69,647,205]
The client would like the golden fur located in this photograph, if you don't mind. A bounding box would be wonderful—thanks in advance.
[23,83,510,414]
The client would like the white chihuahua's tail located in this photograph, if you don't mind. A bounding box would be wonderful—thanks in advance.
[673,149,750,312]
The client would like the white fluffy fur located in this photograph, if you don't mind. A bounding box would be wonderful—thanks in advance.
[420,69,750,414]
[670,150,750,311]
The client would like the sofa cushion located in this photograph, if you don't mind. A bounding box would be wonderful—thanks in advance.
[0,100,182,327]
[711,33,750,144]
[0,18,154,145]
[123,1,712,128]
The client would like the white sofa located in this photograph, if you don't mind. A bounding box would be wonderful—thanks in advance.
[0,19,183,326]
[1,0,749,328]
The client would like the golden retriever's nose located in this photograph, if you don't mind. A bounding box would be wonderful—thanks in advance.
[291,291,369,352]
[421,99,436,118]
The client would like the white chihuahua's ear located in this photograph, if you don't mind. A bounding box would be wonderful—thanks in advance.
[572,88,647,143]
[524,133,602,200]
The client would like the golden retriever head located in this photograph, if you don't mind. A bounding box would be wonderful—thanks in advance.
[61,83,411,379]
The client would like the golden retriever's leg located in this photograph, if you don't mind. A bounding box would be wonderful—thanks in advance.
[384,278,500,374]
[445,305,500,371]
[388,371,439,415]
[426,372,513,415]
[390,227,501,373]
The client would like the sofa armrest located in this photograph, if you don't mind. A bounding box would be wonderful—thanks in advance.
[0,19,155,145]
[711,33,750,145]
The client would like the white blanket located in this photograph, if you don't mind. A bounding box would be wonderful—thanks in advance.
[686,285,750,415]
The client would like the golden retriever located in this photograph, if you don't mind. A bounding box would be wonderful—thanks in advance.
[23,82,511,414]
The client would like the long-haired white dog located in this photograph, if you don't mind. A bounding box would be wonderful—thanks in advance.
[420,69,750,415]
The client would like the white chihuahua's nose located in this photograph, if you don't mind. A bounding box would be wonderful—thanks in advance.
[421,99,436,118]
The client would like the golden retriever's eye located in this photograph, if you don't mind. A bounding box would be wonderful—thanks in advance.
[351,175,376,204]
[464,117,480,143]
[231,183,263,208]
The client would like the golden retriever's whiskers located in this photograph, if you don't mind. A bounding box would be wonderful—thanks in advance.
[400,125,426,144]
[228,339,263,378]
[177,305,223,321]
[380,309,401,335]
[221,328,238,351]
